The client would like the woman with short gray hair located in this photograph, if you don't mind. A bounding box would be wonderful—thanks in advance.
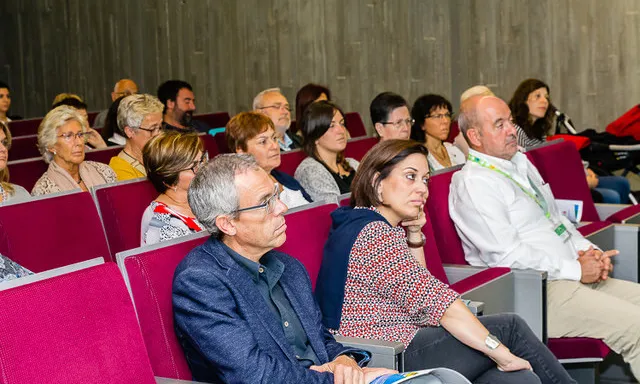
[109,94,164,181]
[32,106,116,196]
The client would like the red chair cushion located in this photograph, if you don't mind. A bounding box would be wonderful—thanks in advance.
[123,235,208,380]
[0,192,110,271]
[0,263,156,383]
[547,337,610,360]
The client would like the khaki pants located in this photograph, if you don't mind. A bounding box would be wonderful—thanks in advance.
[548,278,640,378]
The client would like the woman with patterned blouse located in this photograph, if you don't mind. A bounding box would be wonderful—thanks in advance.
[140,131,206,246]
[315,140,575,384]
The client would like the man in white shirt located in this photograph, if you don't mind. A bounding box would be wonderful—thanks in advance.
[449,95,640,378]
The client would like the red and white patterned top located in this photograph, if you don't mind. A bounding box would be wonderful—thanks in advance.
[336,210,459,348]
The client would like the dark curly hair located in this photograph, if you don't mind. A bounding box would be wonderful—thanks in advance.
[410,94,452,143]
[508,79,553,140]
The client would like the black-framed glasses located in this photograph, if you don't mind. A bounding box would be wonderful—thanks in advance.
[182,152,209,174]
[137,124,162,135]
[58,131,90,142]
[427,113,453,120]
[381,118,415,129]
[234,183,281,215]
[257,104,291,112]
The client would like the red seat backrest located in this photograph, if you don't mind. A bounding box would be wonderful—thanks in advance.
[88,111,99,126]
[194,112,231,129]
[277,149,307,176]
[344,112,367,138]
[94,179,158,257]
[120,234,209,380]
[6,157,47,191]
[85,146,123,164]
[8,118,42,137]
[0,191,111,271]
[276,203,337,289]
[525,140,599,222]
[0,263,156,383]
[446,121,460,143]
[425,168,468,265]
[344,137,378,162]
[212,131,230,153]
[8,134,40,161]
[422,210,450,284]
[199,134,219,158]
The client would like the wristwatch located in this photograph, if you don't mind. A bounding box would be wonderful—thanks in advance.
[407,232,426,248]
[485,333,501,350]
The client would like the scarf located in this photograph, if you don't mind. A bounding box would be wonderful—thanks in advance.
[46,160,107,191]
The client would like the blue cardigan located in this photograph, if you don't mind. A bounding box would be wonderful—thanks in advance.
[271,169,313,202]
[173,236,364,383]
[315,207,389,330]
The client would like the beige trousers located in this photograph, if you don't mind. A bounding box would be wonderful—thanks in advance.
[548,278,640,378]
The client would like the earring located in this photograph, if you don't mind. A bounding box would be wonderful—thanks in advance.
[173,185,178,193]
[53,150,57,155]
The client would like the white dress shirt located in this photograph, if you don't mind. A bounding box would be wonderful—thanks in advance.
[448,149,594,281]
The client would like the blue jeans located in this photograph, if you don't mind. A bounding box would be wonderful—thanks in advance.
[404,314,575,384]
[594,175,631,204]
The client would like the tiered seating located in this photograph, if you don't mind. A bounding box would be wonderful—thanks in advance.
[0,263,157,383]
[344,136,378,161]
[9,134,40,160]
[0,191,111,271]
[116,233,209,380]
[8,118,42,137]
[7,157,48,191]
[425,166,610,371]
[92,178,158,258]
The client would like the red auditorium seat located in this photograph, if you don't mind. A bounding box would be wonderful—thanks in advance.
[344,112,367,138]
[212,131,230,153]
[344,136,378,162]
[526,139,640,224]
[8,134,40,161]
[7,118,42,137]
[87,111,99,126]
[446,121,460,144]
[0,263,157,383]
[276,202,338,289]
[92,178,158,257]
[425,165,610,367]
[0,191,111,271]
[194,111,231,129]
[117,233,209,380]
[84,145,123,164]
[277,149,306,176]
[198,133,219,158]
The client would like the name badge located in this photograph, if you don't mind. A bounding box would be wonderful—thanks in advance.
[554,223,571,242]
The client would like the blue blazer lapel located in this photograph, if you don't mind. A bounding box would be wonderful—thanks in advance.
[224,256,297,362]
[278,260,330,364]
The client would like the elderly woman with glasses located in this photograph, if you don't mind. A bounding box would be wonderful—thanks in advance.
[140,130,207,246]
[226,112,312,209]
[32,106,117,196]
[109,94,164,181]
[0,122,30,203]
[295,101,359,203]
[410,94,465,171]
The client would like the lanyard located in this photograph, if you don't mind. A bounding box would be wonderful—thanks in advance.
[467,154,550,219]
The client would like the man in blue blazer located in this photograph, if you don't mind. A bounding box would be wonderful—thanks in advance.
[173,154,393,383]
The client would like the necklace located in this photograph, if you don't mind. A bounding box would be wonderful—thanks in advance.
[122,150,141,164]
[430,144,451,166]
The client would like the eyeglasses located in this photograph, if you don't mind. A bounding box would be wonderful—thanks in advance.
[0,139,9,149]
[58,131,90,142]
[381,118,415,129]
[427,113,453,120]
[257,104,291,112]
[137,124,162,135]
[234,183,281,215]
[182,152,209,174]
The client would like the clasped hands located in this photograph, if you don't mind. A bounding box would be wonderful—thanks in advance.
[578,246,618,284]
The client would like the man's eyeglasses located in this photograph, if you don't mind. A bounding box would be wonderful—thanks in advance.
[182,152,209,174]
[427,113,453,120]
[234,183,281,215]
[257,104,291,112]
[137,124,162,135]
[381,118,415,129]
[58,131,90,142]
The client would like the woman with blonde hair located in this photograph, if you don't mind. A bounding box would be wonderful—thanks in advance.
[32,106,116,196]
[0,122,29,203]
[140,130,207,245]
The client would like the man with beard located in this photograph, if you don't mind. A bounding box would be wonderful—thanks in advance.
[253,88,301,151]
[157,80,209,133]
[449,95,640,379]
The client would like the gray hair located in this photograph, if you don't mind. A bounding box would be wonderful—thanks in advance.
[117,94,163,136]
[252,87,282,110]
[37,106,88,163]
[188,153,261,237]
